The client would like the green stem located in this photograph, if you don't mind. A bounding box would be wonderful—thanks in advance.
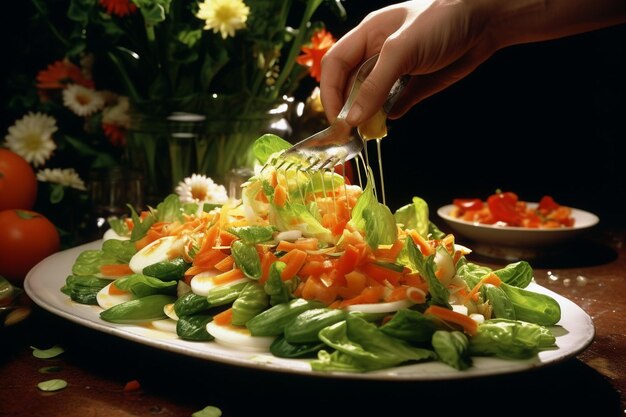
[106,51,143,102]
[31,0,70,48]
[272,0,322,100]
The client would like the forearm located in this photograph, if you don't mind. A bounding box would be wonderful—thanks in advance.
[484,0,626,49]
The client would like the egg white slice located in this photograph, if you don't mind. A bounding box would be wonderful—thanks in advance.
[150,318,178,334]
[129,235,179,274]
[190,271,248,297]
[96,282,134,310]
[206,321,274,352]
[163,303,179,321]
[103,228,130,242]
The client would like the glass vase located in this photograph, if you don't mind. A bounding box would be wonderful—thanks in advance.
[125,97,292,205]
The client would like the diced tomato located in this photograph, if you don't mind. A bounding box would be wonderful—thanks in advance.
[453,198,484,212]
[487,191,522,226]
[538,195,560,211]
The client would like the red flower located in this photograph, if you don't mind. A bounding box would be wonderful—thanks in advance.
[36,59,94,90]
[102,123,127,147]
[296,29,335,82]
[98,0,138,17]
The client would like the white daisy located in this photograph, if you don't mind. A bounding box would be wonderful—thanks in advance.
[196,0,250,39]
[4,112,57,166]
[62,84,105,116]
[102,96,131,128]
[176,174,228,204]
[36,168,87,191]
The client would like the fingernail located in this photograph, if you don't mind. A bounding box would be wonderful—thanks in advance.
[346,103,362,125]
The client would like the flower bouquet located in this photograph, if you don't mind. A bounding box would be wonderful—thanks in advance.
[3,0,345,242]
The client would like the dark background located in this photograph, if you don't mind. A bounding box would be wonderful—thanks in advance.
[322,1,626,230]
[2,1,625,229]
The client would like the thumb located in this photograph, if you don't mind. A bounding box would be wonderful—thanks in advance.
[345,52,408,126]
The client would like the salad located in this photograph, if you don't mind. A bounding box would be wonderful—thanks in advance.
[61,135,561,373]
[451,191,575,228]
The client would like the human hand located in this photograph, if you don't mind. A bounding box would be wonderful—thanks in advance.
[320,0,496,125]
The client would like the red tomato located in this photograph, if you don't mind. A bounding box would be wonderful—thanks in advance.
[0,209,60,285]
[538,195,560,212]
[453,198,484,211]
[0,149,38,210]
[487,191,522,226]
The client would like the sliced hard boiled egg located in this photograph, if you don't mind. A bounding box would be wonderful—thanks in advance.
[163,303,179,321]
[129,235,179,274]
[206,321,274,352]
[452,304,469,316]
[96,282,133,310]
[190,271,248,297]
[345,299,412,314]
[150,318,178,334]
[102,228,130,242]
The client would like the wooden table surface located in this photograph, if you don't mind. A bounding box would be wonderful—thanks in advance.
[1,227,625,417]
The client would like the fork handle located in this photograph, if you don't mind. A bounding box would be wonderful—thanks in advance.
[336,54,409,120]
[383,74,410,115]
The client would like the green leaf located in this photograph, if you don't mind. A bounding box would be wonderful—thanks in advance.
[37,379,68,392]
[431,330,472,370]
[231,282,269,326]
[231,240,262,280]
[31,345,65,359]
[228,225,276,244]
[470,319,556,359]
[394,196,429,237]
[49,184,65,204]
[252,134,292,164]
[114,274,177,298]
[407,239,450,308]
[493,261,534,288]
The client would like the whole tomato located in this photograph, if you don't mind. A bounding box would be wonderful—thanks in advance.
[0,209,60,285]
[0,149,38,210]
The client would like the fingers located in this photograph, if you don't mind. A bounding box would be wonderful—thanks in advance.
[320,4,409,122]
[345,39,413,126]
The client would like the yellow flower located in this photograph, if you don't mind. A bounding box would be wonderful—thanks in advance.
[196,0,250,39]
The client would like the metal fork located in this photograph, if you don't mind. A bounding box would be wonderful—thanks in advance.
[270,54,409,171]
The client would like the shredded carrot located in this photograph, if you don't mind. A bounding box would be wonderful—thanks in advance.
[276,238,319,252]
[214,255,235,272]
[358,262,403,286]
[465,272,502,302]
[100,264,134,277]
[384,286,409,302]
[424,305,478,336]
[213,308,233,326]
[301,276,338,305]
[339,286,384,307]
[373,239,404,262]
[259,251,279,284]
[279,249,308,280]
[407,229,435,256]
[108,281,128,295]
[219,230,238,246]
[212,268,245,286]
[273,184,288,208]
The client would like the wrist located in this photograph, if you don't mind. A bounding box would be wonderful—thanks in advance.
[477,0,547,50]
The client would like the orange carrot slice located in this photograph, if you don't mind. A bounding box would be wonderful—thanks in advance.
[424,305,478,336]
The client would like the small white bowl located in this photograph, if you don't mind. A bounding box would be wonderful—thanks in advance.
[436,203,599,251]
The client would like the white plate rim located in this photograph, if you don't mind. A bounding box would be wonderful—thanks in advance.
[24,240,595,381]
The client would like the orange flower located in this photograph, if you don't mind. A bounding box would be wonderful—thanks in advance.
[36,59,94,90]
[296,29,335,82]
[99,0,137,17]
[102,123,127,147]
